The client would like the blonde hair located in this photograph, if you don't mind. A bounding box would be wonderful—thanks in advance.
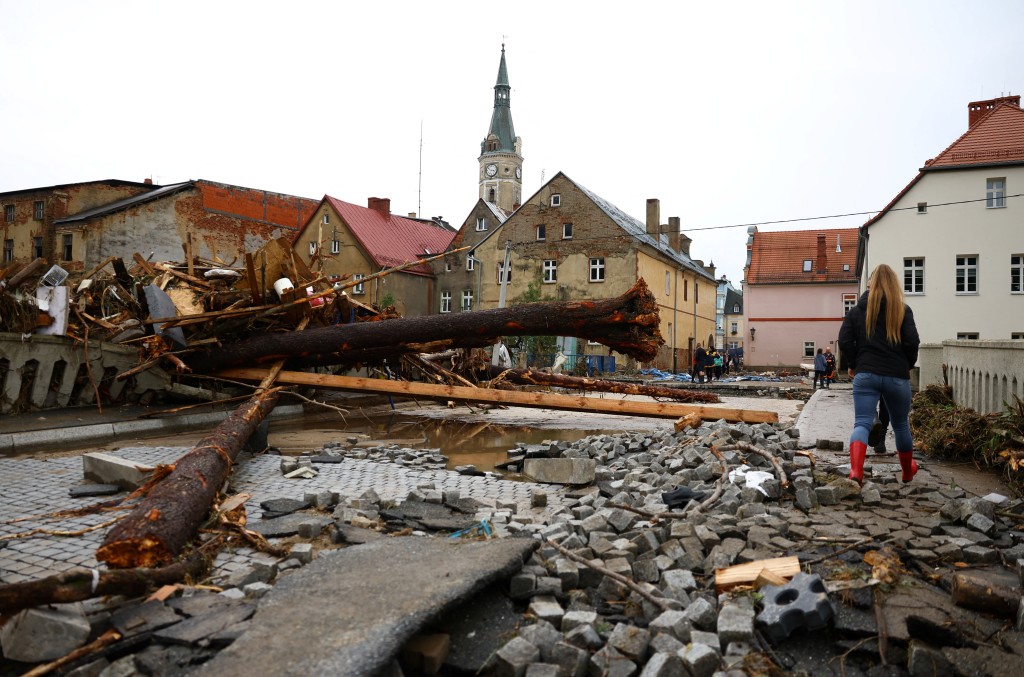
[866,264,905,343]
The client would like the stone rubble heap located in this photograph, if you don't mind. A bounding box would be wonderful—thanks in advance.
[3,419,1024,676]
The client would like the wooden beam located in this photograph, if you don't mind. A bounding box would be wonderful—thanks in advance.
[715,556,800,593]
[215,368,779,424]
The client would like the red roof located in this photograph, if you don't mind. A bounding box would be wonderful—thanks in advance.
[746,227,859,285]
[325,196,456,276]
[926,103,1024,168]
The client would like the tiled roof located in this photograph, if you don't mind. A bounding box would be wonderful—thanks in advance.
[326,196,456,277]
[926,103,1024,168]
[746,227,859,285]
[567,174,715,281]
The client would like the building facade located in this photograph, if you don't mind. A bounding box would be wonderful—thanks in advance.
[54,180,317,269]
[743,226,859,368]
[1,179,156,268]
[295,196,455,318]
[858,96,1024,344]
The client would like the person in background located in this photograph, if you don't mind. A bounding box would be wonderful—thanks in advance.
[823,346,837,389]
[694,343,707,383]
[713,349,724,380]
[868,399,891,454]
[838,264,920,485]
[706,348,719,382]
[813,348,827,389]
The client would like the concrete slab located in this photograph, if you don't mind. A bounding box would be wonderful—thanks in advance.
[193,536,536,677]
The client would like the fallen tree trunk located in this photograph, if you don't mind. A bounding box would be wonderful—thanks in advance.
[185,279,663,372]
[215,368,780,423]
[485,366,721,404]
[96,388,279,568]
[0,553,208,616]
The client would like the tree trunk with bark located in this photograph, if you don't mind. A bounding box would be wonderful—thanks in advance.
[96,388,279,569]
[184,279,663,373]
[486,366,721,404]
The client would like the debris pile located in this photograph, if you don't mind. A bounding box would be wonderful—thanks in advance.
[5,417,1023,675]
[912,384,1024,493]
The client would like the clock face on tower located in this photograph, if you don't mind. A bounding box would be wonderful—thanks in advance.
[485,163,498,178]
[515,167,521,179]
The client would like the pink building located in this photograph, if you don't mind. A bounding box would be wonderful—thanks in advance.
[742,227,859,368]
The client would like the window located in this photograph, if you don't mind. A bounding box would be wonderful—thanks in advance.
[322,213,329,224]
[550,194,561,207]
[543,259,557,283]
[62,234,73,261]
[2,239,12,263]
[843,264,850,271]
[843,293,857,316]
[497,261,511,283]
[1012,332,1024,340]
[665,271,671,295]
[444,260,452,273]
[461,290,473,311]
[684,279,688,302]
[1012,254,1023,293]
[986,178,1005,208]
[536,224,546,241]
[440,291,451,313]
[353,274,365,295]
[589,257,605,282]
[956,332,979,340]
[466,253,475,272]
[476,217,487,231]
[956,255,978,293]
[331,239,340,254]
[695,282,699,303]
[309,241,317,256]
[804,342,815,358]
[732,303,739,313]
[917,202,927,214]
[562,223,573,239]
[4,205,13,222]
[802,259,813,272]
[33,236,43,258]
[904,258,924,294]
[34,201,44,220]
[730,322,738,335]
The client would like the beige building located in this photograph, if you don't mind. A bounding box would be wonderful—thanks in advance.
[859,95,1024,343]
[295,196,455,318]
[463,172,717,371]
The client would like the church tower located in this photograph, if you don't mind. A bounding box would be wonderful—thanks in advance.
[479,44,523,213]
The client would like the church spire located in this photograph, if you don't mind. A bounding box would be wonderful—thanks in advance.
[479,43,523,212]
[482,44,516,154]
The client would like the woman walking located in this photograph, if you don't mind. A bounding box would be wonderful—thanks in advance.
[838,264,920,484]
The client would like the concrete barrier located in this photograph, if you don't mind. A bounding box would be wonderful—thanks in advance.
[917,340,1024,415]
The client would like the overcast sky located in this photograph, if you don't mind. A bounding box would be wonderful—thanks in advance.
[2,1,1022,283]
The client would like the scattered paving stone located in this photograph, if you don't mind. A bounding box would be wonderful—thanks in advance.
[68,483,122,498]
[0,603,91,662]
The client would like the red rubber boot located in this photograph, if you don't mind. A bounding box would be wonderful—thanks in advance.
[849,441,867,485]
[898,451,918,482]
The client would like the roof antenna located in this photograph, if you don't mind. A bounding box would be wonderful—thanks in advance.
[417,120,423,219]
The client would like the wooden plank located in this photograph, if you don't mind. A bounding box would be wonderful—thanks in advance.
[132,252,156,277]
[715,556,800,593]
[215,368,780,424]
[153,263,215,291]
[81,255,117,281]
[245,252,262,304]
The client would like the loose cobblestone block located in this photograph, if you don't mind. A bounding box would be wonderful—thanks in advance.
[678,641,720,677]
[589,645,636,677]
[639,651,685,677]
[527,597,564,626]
[648,609,692,642]
[564,623,604,651]
[717,599,755,647]
[561,609,597,633]
[1,603,90,662]
[550,641,587,677]
[289,543,313,565]
[965,513,996,535]
[907,640,952,677]
[608,622,651,661]
[519,621,562,662]
[682,596,718,630]
[494,636,540,677]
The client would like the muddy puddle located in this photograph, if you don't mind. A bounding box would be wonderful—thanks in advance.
[267,414,621,472]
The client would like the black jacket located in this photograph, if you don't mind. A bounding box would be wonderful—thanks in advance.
[838,291,919,378]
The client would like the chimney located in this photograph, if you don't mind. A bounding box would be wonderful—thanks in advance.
[968,95,1021,127]
[678,232,692,257]
[705,261,716,279]
[367,197,391,216]
[144,178,153,185]
[646,199,660,237]
[667,216,681,252]
[408,212,417,218]
[816,233,827,273]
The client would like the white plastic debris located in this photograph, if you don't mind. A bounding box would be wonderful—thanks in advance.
[728,464,774,496]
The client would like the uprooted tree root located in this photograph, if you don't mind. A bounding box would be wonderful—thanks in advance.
[910,385,1024,494]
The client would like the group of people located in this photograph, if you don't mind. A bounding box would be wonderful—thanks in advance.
[692,344,737,383]
[839,263,921,486]
[812,346,837,389]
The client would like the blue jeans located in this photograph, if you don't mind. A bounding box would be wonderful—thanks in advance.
[851,372,913,452]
